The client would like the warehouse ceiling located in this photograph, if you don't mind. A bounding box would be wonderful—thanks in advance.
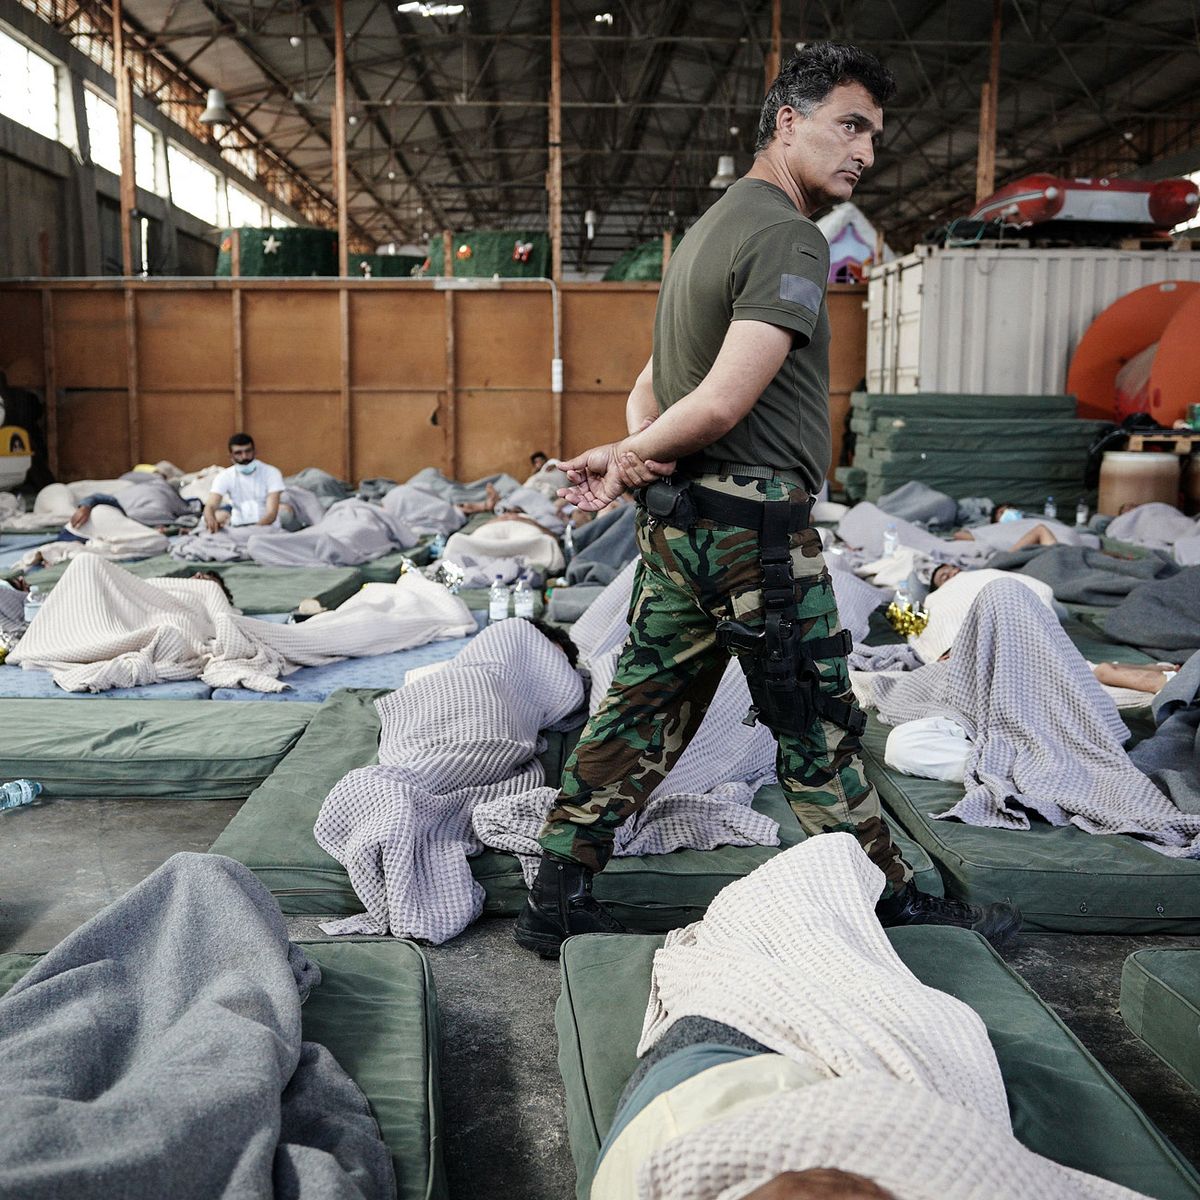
[55,0,1200,268]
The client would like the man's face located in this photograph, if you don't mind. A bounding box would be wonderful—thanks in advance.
[230,443,256,465]
[780,81,883,208]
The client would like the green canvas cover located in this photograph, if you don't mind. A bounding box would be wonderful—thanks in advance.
[556,929,1200,1200]
[216,227,337,277]
[0,698,317,800]
[603,241,665,282]
[426,230,550,278]
[198,563,365,614]
[212,689,941,921]
[860,715,1200,932]
[0,938,445,1200]
[1121,949,1200,1093]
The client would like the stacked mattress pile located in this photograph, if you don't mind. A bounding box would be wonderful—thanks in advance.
[843,392,1110,508]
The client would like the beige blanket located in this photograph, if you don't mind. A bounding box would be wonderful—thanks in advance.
[10,555,475,693]
[445,518,564,573]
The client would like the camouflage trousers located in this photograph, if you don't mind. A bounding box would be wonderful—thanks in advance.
[537,474,913,891]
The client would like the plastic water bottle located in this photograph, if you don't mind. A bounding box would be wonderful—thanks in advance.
[1075,500,1089,527]
[22,585,44,624]
[1043,496,1057,520]
[429,533,447,559]
[513,573,535,619]
[562,522,575,563]
[881,523,899,557]
[0,779,42,811]
[488,575,510,622]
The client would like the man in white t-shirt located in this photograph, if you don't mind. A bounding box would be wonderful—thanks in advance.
[202,433,285,532]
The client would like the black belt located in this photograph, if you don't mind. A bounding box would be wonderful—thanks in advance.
[688,484,813,534]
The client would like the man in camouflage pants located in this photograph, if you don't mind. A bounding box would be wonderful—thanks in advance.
[515,43,1019,957]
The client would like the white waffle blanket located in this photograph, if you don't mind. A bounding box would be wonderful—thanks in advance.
[9,555,475,693]
[632,835,1145,1200]
[872,579,1200,856]
[315,617,780,944]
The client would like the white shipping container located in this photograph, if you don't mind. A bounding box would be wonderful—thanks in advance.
[866,245,1200,394]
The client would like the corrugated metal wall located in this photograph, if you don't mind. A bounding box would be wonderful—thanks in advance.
[867,247,1200,396]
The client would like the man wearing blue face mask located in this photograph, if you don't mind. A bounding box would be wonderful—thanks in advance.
[202,433,285,533]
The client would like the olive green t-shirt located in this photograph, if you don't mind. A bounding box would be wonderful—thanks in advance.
[652,178,832,493]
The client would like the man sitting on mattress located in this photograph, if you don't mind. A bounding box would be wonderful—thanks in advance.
[202,432,285,532]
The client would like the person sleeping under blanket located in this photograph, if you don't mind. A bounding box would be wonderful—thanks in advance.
[0,853,395,1200]
[952,503,1097,554]
[591,834,1147,1200]
[860,579,1200,856]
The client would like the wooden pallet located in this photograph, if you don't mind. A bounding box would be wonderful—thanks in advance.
[1126,432,1200,453]
[1117,235,1200,252]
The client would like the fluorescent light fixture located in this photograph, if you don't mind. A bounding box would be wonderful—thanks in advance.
[397,2,465,14]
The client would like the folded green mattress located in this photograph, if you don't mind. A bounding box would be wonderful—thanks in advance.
[0,938,445,1200]
[556,929,1200,1200]
[1121,949,1200,1093]
[197,562,365,614]
[0,699,318,800]
[860,714,1200,933]
[211,689,941,923]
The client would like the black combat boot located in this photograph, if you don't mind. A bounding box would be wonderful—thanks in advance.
[513,852,627,958]
[876,882,1021,949]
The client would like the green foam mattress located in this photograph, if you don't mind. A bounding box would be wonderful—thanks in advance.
[1121,949,1200,1093]
[860,714,1200,932]
[198,562,365,614]
[5,552,192,590]
[0,938,445,1200]
[556,929,1200,1200]
[0,698,317,800]
[211,689,941,922]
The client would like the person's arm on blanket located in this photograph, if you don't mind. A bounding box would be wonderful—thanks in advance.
[69,493,125,529]
[258,490,282,526]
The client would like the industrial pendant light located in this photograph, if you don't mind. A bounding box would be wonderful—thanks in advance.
[199,88,232,125]
[709,154,736,190]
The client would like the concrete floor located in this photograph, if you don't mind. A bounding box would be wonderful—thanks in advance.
[3,793,1200,1199]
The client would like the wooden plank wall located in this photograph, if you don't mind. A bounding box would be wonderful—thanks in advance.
[0,280,866,484]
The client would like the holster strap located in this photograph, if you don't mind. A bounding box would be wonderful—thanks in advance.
[689,485,813,536]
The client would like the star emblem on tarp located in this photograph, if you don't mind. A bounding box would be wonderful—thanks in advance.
[263,234,281,253]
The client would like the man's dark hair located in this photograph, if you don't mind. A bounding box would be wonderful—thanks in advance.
[755,42,896,153]
[530,450,548,465]
[191,570,235,606]
[229,432,254,451]
[532,618,579,668]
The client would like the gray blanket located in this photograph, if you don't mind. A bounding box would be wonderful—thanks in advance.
[877,481,958,527]
[248,499,417,568]
[1103,567,1200,663]
[987,544,1178,606]
[117,475,197,525]
[495,484,565,535]
[170,522,260,563]
[405,467,521,505]
[565,504,638,585]
[873,579,1200,855]
[1130,650,1200,814]
[1106,502,1198,553]
[286,468,351,510]
[0,853,394,1200]
[836,501,984,564]
[381,484,465,537]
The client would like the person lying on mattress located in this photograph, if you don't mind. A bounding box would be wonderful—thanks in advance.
[865,578,1200,857]
[0,853,396,1200]
[590,834,1145,1200]
[951,503,1093,554]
